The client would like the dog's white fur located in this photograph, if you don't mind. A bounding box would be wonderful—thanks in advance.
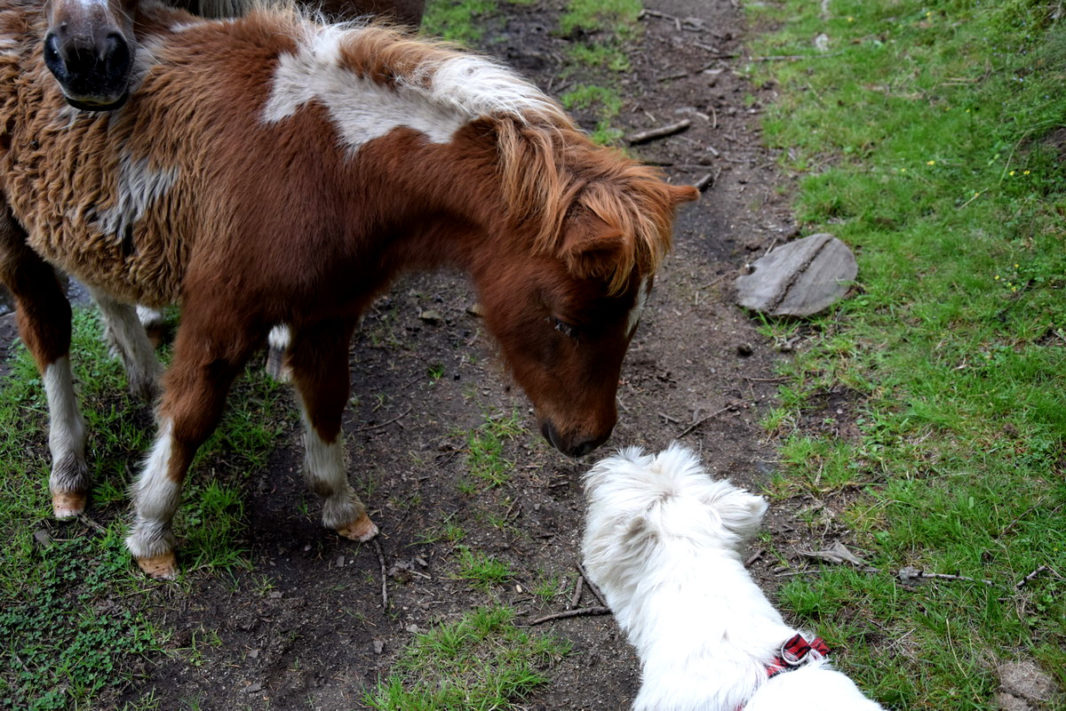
[581,443,884,711]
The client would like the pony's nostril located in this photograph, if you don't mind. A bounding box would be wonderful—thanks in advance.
[104,33,131,70]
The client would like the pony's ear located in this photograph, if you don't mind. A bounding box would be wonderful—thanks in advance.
[560,208,626,280]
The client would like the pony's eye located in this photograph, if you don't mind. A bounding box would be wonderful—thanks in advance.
[549,316,579,340]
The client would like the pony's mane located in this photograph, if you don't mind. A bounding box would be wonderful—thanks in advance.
[270,14,676,292]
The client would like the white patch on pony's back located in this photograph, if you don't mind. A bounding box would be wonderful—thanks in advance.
[263,24,560,151]
[95,152,180,241]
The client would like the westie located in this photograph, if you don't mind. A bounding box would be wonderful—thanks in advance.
[581,443,884,711]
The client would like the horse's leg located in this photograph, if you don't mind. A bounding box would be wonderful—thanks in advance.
[125,307,258,579]
[287,321,378,541]
[88,287,163,401]
[0,207,88,517]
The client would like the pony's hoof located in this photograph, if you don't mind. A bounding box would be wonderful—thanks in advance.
[136,552,178,580]
[336,513,379,542]
[52,490,86,519]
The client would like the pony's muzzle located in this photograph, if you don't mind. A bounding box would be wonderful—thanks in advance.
[43,30,132,110]
[540,419,610,458]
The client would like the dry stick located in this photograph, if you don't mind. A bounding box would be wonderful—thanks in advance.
[625,119,692,146]
[77,513,108,534]
[909,571,995,586]
[372,538,389,610]
[1015,565,1049,589]
[677,404,737,439]
[570,575,584,610]
[529,606,611,626]
[354,407,412,433]
[578,563,608,608]
[694,173,715,192]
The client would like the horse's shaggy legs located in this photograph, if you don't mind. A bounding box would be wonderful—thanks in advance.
[0,207,89,517]
[89,287,163,401]
[288,322,378,542]
[126,311,258,578]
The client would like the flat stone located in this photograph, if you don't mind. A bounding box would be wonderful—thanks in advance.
[735,233,857,317]
[998,660,1059,705]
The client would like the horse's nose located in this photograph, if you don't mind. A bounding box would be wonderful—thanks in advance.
[43,29,133,109]
[102,32,132,81]
[540,420,610,458]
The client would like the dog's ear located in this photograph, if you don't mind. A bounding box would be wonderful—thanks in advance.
[713,488,767,542]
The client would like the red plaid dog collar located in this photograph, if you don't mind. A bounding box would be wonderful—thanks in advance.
[764,633,830,679]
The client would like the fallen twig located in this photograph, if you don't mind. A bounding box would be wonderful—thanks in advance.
[529,606,611,626]
[677,404,737,439]
[578,562,608,608]
[694,173,714,192]
[569,575,584,610]
[77,513,108,534]
[373,538,389,610]
[1015,565,1049,589]
[355,407,412,433]
[625,120,691,146]
[897,566,994,586]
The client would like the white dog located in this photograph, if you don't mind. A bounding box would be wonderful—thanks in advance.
[581,443,884,711]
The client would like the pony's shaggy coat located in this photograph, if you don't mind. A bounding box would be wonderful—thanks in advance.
[0,0,696,577]
[582,444,884,711]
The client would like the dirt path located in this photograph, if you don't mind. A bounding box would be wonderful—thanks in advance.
[52,0,798,708]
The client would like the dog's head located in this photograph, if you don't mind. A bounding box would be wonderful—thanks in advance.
[582,443,768,571]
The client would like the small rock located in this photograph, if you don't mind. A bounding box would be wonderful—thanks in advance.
[247,648,260,660]
[242,682,263,695]
[419,309,443,324]
[736,343,753,357]
[373,639,385,654]
[996,692,1031,711]
[814,33,830,52]
[33,529,52,547]
[335,555,345,568]
[735,233,857,317]
[999,660,1060,705]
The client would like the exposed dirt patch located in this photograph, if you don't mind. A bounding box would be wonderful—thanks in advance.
[1,0,828,708]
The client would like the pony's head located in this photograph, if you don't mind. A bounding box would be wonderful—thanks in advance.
[471,120,699,456]
[43,0,137,109]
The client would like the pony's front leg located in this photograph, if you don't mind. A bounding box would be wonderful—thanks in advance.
[0,207,88,517]
[287,321,378,542]
[125,314,256,579]
[88,287,163,401]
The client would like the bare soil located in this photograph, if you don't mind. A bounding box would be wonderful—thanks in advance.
[2,0,824,708]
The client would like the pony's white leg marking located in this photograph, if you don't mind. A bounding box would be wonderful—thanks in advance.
[44,356,89,518]
[136,305,165,330]
[125,418,181,577]
[297,397,377,541]
[265,324,292,382]
[90,288,163,401]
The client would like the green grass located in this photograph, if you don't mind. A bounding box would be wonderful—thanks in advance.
[422,0,497,44]
[747,0,1066,706]
[465,411,524,488]
[452,546,513,591]
[0,309,289,707]
[364,606,569,710]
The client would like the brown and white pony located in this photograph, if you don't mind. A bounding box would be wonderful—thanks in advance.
[0,0,697,578]
[42,0,424,110]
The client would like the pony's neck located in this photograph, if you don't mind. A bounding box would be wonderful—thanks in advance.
[350,122,519,274]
